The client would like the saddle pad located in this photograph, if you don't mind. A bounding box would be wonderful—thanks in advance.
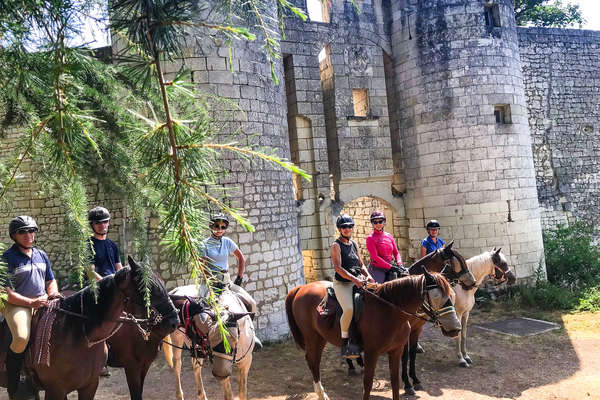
[32,298,61,367]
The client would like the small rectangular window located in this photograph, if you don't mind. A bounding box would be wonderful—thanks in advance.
[484,3,501,29]
[494,104,511,124]
[353,89,369,117]
[307,0,330,23]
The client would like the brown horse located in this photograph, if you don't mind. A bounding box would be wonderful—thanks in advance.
[286,270,461,400]
[0,256,178,400]
[106,273,179,400]
[347,241,476,375]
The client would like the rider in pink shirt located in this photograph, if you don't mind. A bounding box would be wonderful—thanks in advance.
[366,210,403,283]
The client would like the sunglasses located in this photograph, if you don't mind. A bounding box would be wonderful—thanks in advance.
[340,225,354,229]
[17,228,37,234]
[372,219,385,224]
[212,224,228,230]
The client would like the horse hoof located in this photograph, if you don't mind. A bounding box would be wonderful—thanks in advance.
[415,343,425,354]
[465,356,473,364]
[459,360,470,368]
[414,383,424,391]
[404,387,416,396]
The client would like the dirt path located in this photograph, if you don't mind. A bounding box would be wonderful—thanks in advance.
[3,309,599,400]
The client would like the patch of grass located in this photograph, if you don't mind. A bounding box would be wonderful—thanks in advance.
[577,285,600,312]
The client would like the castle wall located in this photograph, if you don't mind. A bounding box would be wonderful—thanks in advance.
[389,0,545,280]
[518,27,600,230]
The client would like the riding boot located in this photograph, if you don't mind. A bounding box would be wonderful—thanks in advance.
[341,338,360,359]
[253,335,263,352]
[6,349,24,399]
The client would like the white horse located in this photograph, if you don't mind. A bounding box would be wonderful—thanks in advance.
[163,285,255,400]
[452,248,516,367]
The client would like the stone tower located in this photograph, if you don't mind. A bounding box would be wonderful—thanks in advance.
[389,0,545,279]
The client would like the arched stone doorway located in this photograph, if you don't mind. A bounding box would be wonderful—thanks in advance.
[339,196,409,267]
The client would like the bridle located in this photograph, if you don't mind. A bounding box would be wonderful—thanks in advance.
[436,248,476,290]
[360,276,456,327]
[490,254,509,285]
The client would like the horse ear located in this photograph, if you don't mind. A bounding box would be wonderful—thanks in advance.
[422,267,434,283]
[494,248,502,256]
[445,240,454,249]
[128,255,140,271]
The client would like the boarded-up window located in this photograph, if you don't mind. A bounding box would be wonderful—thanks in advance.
[353,89,369,117]
[307,0,330,23]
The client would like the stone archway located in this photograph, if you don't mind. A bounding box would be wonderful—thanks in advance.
[339,196,409,266]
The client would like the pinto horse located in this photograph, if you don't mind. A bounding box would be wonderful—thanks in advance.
[0,256,178,400]
[451,248,516,367]
[163,285,255,400]
[106,272,179,400]
[286,270,461,400]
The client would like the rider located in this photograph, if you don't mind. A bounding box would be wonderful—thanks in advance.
[1,216,58,399]
[420,220,445,258]
[87,206,122,281]
[201,213,262,350]
[331,214,373,359]
[366,210,403,283]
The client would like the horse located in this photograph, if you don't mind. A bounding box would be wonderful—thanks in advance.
[451,247,516,367]
[347,240,476,377]
[0,256,179,400]
[106,272,180,400]
[285,270,461,400]
[163,284,255,400]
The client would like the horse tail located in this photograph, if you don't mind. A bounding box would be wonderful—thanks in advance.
[285,285,305,350]
[163,334,174,368]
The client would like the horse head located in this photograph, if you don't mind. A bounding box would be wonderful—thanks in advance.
[120,256,180,334]
[490,248,517,285]
[441,246,477,289]
[422,269,461,338]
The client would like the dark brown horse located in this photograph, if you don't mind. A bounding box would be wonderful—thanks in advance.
[285,270,461,400]
[0,256,178,400]
[106,273,179,400]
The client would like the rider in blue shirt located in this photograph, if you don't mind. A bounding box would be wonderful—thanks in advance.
[420,220,445,258]
[87,207,122,281]
[1,216,58,399]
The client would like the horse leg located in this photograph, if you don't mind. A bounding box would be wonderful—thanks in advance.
[346,358,357,376]
[305,338,329,400]
[400,344,414,395]
[124,364,149,400]
[191,358,208,400]
[172,334,186,400]
[236,353,252,400]
[76,379,100,400]
[387,349,402,400]
[409,343,422,390]
[218,377,235,400]
[461,312,472,365]
[455,312,469,368]
[361,350,378,400]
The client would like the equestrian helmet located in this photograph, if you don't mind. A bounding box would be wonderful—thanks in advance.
[336,214,354,229]
[9,215,38,237]
[88,206,111,224]
[426,219,440,229]
[370,210,386,222]
[210,213,229,226]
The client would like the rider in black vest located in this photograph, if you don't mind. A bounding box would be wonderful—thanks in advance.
[331,214,374,358]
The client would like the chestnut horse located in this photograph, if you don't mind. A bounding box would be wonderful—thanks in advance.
[0,256,178,400]
[451,248,516,367]
[347,241,476,378]
[106,273,180,400]
[286,270,461,400]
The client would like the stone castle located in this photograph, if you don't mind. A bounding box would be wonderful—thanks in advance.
[2,0,599,340]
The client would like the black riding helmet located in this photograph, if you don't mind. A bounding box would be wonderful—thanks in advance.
[210,213,229,227]
[336,214,354,229]
[88,206,111,224]
[9,215,38,238]
[426,219,440,229]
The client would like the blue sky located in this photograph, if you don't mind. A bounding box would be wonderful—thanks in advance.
[571,0,600,30]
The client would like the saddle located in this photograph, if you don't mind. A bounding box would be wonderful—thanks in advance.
[316,284,364,323]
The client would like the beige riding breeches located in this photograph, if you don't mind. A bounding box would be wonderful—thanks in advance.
[332,280,354,334]
[222,273,257,314]
[0,302,32,353]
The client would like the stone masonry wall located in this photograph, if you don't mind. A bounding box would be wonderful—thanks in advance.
[518,27,600,230]
[390,0,545,280]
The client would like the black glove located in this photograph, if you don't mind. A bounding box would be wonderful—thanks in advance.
[234,275,243,286]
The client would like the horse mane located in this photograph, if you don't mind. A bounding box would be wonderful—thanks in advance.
[375,272,451,306]
[60,268,127,334]
[408,251,437,274]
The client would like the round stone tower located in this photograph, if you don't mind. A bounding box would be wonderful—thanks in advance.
[171,3,303,339]
[389,0,544,279]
